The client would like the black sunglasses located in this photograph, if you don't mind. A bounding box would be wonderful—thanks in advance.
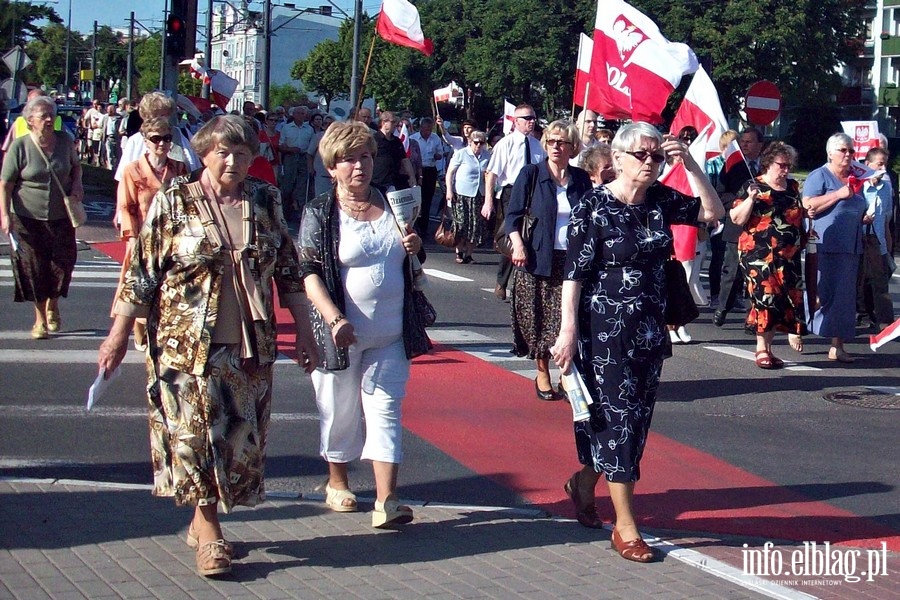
[625,150,666,164]
[147,134,173,144]
[516,115,536,121]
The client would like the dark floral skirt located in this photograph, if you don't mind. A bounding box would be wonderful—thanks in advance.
[450,194,488,246]
[8,214,76,303]
[510,251,566,359]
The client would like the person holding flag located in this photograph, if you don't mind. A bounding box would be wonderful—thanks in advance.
[802,133,870,363]
[730,141,807,368]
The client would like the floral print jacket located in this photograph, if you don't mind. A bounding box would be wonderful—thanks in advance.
[117,172,305,376]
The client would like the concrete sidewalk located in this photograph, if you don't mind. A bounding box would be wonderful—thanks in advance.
[0,479,789,600]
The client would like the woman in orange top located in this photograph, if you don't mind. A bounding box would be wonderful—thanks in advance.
[115,117,189,349]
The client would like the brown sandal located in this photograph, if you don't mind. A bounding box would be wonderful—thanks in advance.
[563,471,604,529]
[196,540,232,577]
[611,528,655,563]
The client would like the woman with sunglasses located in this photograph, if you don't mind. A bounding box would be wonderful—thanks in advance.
[551,122,723,562]
[505,120,591,400]
[801,133,870,363]
[730,142,807,368]
[115,117,188,349]
[445,130,491,264]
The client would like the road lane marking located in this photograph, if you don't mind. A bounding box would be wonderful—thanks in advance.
[0,405,320,420]
[703,345,820,371]
[867,386,900,395]
[0,269,121,279]
[0,281,117,288]
[422,268,473,282]
[0,350,146,364]
[427,329,495,343]
[0,331,106,340]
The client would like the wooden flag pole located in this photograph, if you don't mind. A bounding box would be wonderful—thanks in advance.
[356,34,378,113]
[578,81,591,139]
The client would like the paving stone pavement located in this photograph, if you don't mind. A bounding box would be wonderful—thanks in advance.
[0,480,788,600]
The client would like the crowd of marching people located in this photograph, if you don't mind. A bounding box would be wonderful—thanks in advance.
[1,87,897,576]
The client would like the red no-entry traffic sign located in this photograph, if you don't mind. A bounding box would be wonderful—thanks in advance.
[745,80,782,126]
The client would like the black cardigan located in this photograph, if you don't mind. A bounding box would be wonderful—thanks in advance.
[504,160,592,277]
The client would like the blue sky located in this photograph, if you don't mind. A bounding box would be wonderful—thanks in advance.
[58,0,373,37]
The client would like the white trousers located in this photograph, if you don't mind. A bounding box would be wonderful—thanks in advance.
[311,334,410,464]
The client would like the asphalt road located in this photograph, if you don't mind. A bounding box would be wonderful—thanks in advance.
[1,188,898,545]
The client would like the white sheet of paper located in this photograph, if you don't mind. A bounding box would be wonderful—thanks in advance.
[87,367,120,410]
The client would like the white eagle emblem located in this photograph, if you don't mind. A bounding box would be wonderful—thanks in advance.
[611,16,646,66]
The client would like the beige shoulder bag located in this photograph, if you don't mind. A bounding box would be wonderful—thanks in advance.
[31,137,86,228]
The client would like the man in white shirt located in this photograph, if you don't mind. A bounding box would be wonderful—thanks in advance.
[101,103,122,171]
[279,105,314,220]
[410,117,444,235]
[571,110,599,168]
[483,104,546,301]
[86,100,105,166]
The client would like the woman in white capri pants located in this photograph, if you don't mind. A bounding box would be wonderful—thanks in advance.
[297,121,424,528]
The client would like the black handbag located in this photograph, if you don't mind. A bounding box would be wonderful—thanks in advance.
[495,166,539,257]
[664,259,699,326]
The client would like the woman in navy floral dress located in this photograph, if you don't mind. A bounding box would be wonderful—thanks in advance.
[552,122,724,562]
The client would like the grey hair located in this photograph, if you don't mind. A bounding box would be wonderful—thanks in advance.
[611,122,663,152]
[191,114,260,157]
[22,96,57,121]
[469,129,487,142]
[825,132,853,155]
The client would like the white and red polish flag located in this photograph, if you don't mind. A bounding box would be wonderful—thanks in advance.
[395,121,411,158]
[590,0,698,123]
[870,317,900,351]
[376,0,434,56]
[660,65,735,195]
[209,70,239,110]
[573,34,606,112]
[502,99,516,135]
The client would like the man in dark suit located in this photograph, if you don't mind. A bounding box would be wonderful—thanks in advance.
[713,128,764,326]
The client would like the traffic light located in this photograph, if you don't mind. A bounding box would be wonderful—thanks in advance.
[166,13,187,59]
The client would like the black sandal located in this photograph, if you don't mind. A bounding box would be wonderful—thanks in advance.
[455,251,465,264]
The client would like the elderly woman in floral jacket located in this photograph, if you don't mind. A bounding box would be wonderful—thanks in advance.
[98,115,318,578]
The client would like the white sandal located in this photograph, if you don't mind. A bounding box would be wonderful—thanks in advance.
[325,483,358,513]
[372,494,413,528]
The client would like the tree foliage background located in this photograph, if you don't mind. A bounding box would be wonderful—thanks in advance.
[293,0,867,139]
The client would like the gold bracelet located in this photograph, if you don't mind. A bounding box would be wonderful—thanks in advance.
[328,314,344,329]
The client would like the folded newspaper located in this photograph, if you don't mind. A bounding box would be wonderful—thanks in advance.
[386,187,427,288]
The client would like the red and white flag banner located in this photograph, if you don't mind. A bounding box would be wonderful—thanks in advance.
[502,99,516,135]
[376,0,434,56]
[841,120,880,161]
[870,318,900,351]
[660,65,733,195]
[589,0,698,123]
[209,70,239,110]
[433,81,463,104]
[574,34,607,112]
[395,121,411,158]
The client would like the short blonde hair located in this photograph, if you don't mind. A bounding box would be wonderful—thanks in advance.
[541,120,582,155]
[191,114,259,157]
[138,92,176,121]
[140,116,172,137]
[318,121,377,170]
[719,129,739,152]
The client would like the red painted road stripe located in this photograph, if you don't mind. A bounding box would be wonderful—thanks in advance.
[94,241,899,551]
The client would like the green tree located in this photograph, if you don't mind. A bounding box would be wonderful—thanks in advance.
[94,26,129,85]
[0,0,61,57]
[134,34,162,95]
[270,82,308,108]
[26,23,87,91]
[632,0,868,116]
[178,72,202,97]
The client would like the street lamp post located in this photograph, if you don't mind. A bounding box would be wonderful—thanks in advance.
[63,0,71,93]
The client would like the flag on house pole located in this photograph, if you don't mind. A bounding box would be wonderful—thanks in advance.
[376,0,434,56]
